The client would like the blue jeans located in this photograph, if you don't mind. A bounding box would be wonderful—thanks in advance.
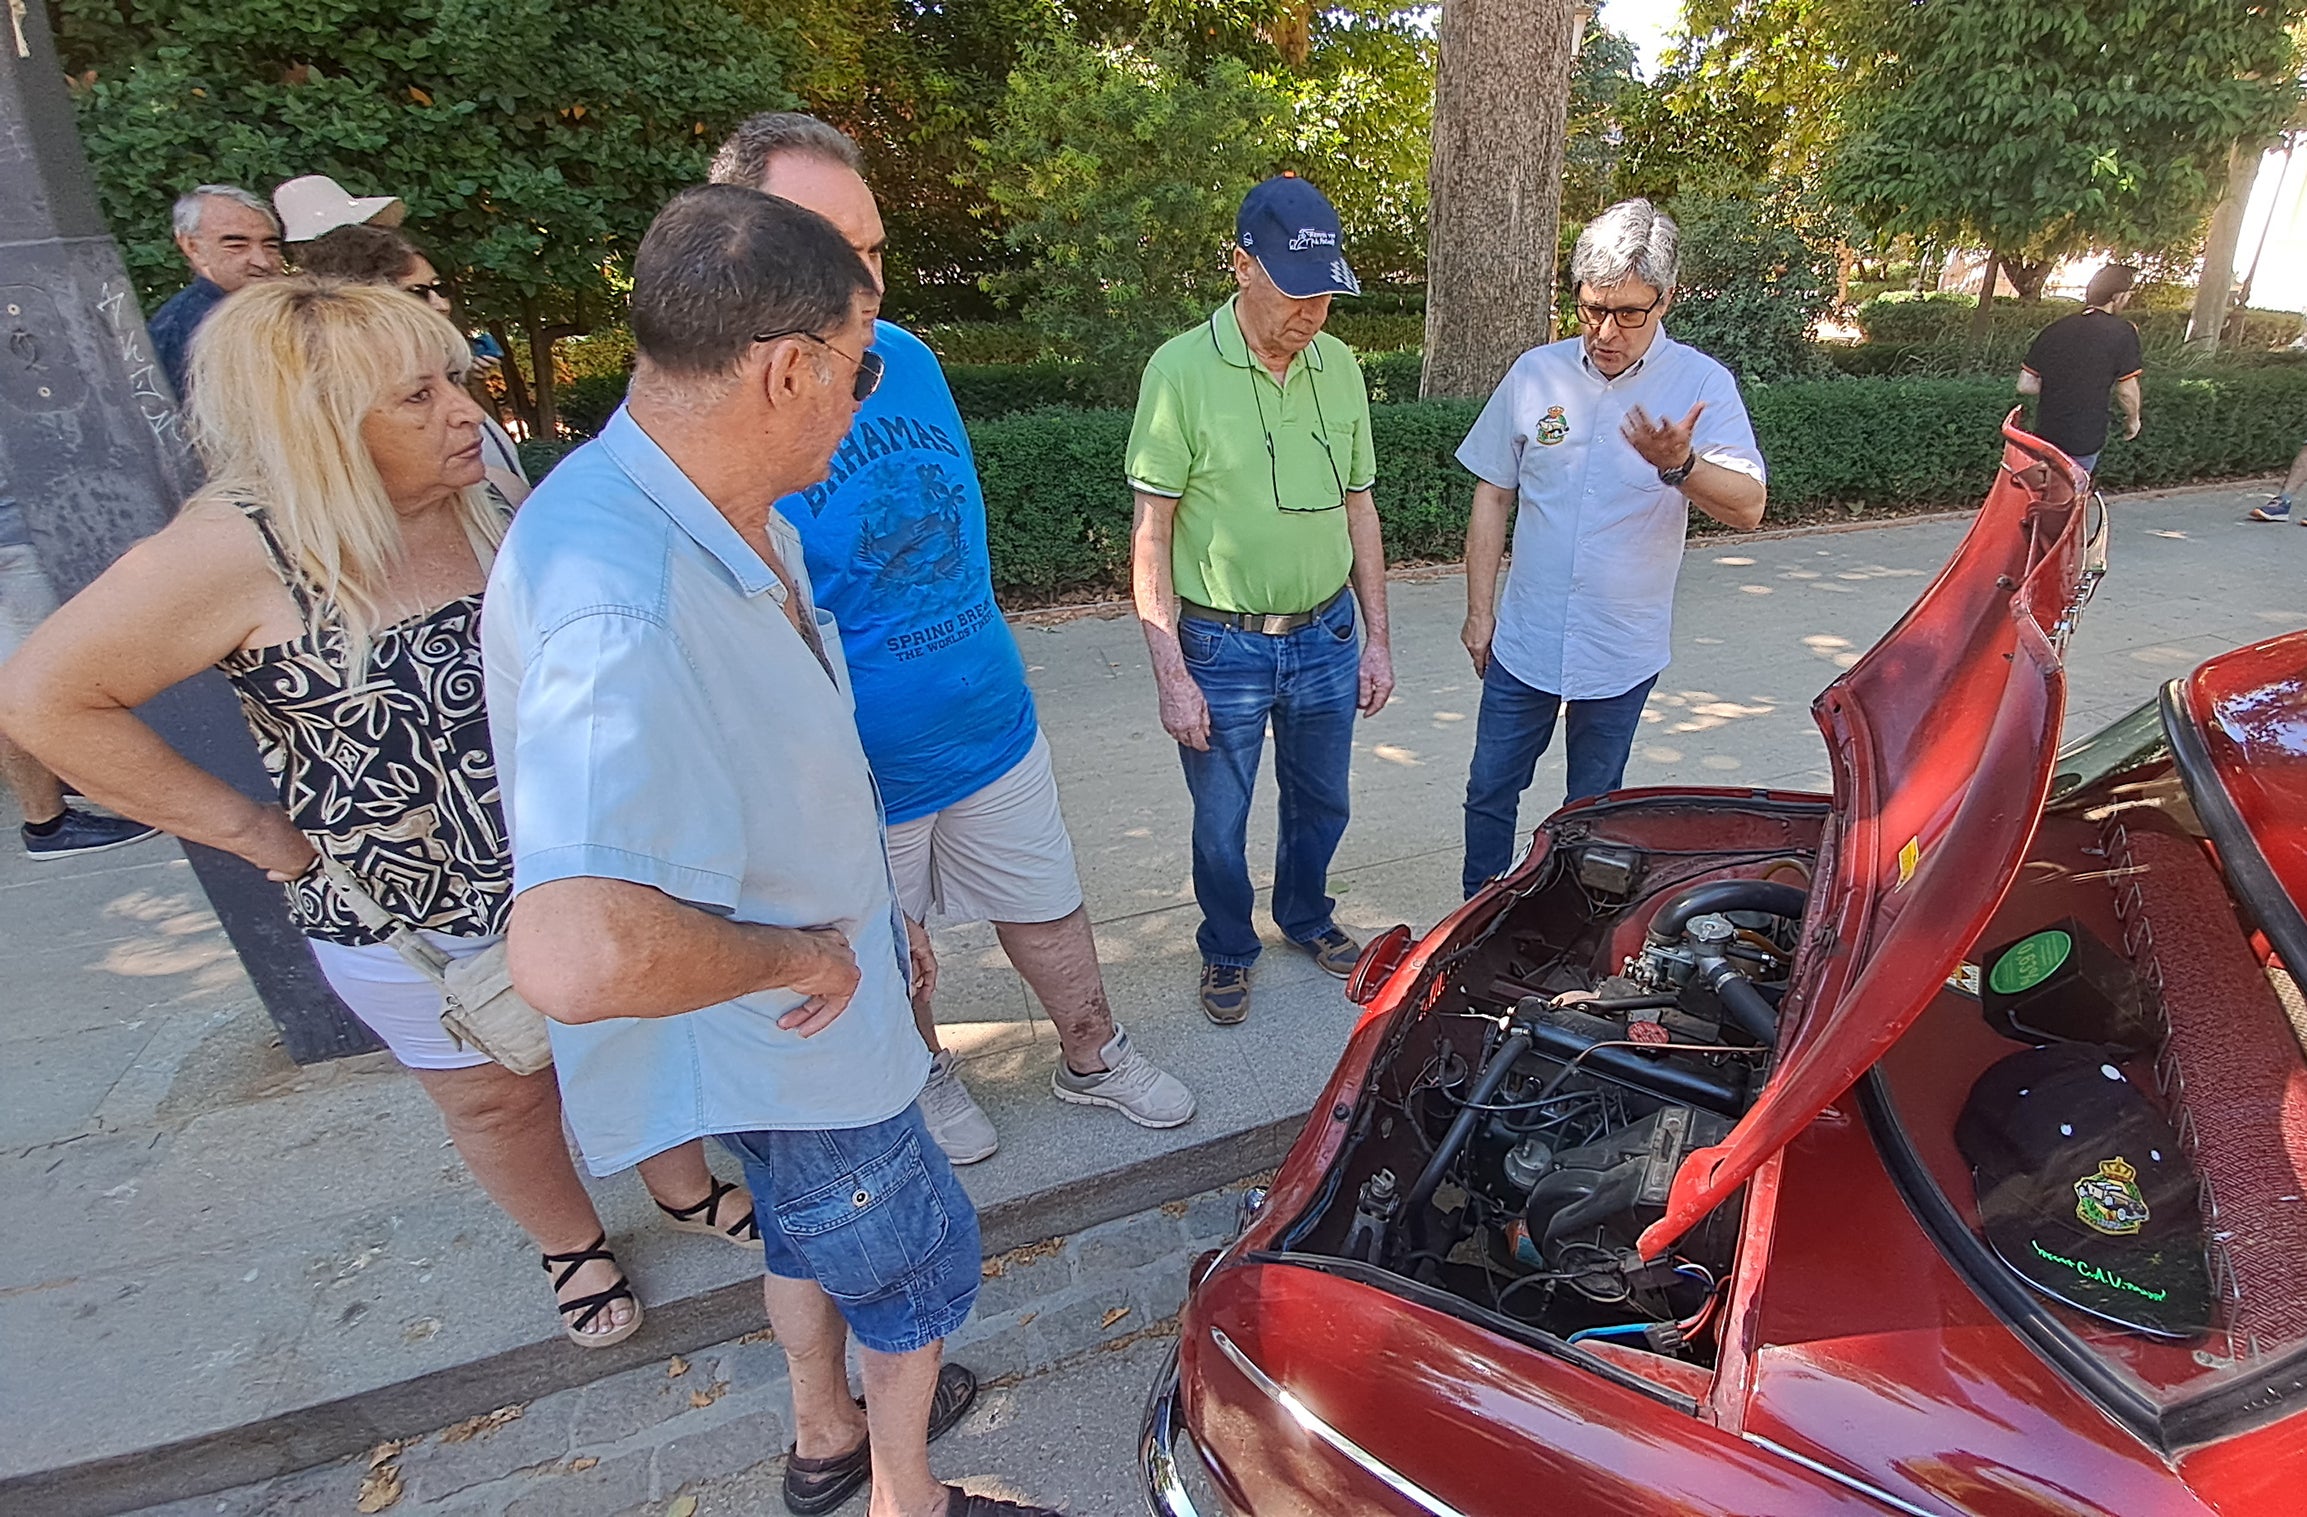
[1461,662,1658,897]
[720,1103,981,1355]
[1176,592,1360,967]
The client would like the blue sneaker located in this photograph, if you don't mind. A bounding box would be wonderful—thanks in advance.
[2249,495,2292,522]
[21,806,160,861]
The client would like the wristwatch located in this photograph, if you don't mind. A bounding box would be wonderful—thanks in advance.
[1658,451,1698,488]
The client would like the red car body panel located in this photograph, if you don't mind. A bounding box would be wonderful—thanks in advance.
[1158,426,2307,1515]
[1643,434,2088,1255]
[2178,629,2307,914]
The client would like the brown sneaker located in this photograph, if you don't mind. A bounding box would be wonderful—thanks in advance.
[1199,964,1251,1025]
[1296,927,1361,978]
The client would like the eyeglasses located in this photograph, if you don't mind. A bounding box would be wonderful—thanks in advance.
[1575,294,1664,331]
[402,282,450,302]
[1246,366,1346,513]
[754,328,884,403]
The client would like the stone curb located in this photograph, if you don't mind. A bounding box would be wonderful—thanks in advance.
[127,1178,1266,1517]
[19,1120,1299,1517]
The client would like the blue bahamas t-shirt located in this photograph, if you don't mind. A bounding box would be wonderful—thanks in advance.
[778,322,1037,825]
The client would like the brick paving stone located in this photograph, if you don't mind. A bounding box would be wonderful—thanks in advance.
[651,1406,787,1493]
[1069,1211,1182,1275]
[1182,1186,1245,1247]
[399,1399,576,1502]
[498,1448,654,1517]
[971,1241,1075,1319]
[570,1363,711,1448]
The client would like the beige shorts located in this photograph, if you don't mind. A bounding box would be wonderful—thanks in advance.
[884,731,1085,925]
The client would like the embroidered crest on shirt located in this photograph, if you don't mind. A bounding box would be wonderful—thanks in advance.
[1537,406,1571,446]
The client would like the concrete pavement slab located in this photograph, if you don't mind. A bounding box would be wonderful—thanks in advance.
[9,477,2302,1512]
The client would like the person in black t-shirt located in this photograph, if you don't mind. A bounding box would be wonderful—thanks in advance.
[2017,264,2143,475]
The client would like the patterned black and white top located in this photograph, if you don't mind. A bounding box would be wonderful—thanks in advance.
[219,502,511,947]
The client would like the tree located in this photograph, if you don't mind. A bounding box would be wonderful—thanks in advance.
[1422,0,1581,399]
[1665,181,1840,383]
[1828,0,2306,330]
[975,38,1287,370]
[1562,19,1640,223]
[54,0,799,436]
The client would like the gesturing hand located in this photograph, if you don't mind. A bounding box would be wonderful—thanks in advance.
[775,926,862,1037]
[1621,401,1706,473]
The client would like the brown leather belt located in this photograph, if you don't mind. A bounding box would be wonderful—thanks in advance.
[1179,586,1348,636]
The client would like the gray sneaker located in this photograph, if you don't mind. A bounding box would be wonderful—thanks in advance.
[920,1048,999,1164]
[1051,1026,1195,1129]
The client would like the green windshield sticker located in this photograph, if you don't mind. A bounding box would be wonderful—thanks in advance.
[1991,930,2072,995]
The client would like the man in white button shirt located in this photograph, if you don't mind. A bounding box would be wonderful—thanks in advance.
[1455,198,1768,897]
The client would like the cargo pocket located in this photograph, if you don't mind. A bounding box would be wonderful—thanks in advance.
[773,1130,953,1303]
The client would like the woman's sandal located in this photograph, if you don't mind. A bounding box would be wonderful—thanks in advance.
[541,1233,644,1350]
[656,1176,761,1247]
[781,1362,978,1515]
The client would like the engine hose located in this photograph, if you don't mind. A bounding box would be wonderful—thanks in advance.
[1403,1029,1533,1258]
[1645,879,1809,945]
[1702,959,1781,1049]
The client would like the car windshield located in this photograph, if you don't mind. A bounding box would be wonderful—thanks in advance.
[2048,698,2169,804]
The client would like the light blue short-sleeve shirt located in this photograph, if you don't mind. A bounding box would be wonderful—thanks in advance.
[1456,333,1765,701]
[482,407,924,1175]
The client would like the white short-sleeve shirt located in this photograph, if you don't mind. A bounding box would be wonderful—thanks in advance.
[1455,333,1765,701]
[482,407,923,1175]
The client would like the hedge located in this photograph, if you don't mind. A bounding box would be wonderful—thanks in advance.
[1854,292,2299,351]
[519,363,2307,604]
[969,364,2307,600]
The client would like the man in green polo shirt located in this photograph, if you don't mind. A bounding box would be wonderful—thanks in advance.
[1126,174,1393,1025]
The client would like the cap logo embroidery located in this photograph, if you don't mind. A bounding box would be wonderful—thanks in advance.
[2074,1155,2149,1236]
[2030,1238,2168,1301]
[1537,406,1571,446]
[1288,227,1339,250]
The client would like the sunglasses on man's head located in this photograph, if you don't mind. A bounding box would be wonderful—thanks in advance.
[753,329,884,403]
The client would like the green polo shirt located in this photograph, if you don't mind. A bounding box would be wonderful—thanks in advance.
[1125,298,1377,615]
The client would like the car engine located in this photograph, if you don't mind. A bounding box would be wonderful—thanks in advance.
[1277,799,1822,1365]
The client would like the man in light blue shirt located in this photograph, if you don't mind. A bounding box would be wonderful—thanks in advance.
[1456,199,1767,896]
[486,187,1049,1517]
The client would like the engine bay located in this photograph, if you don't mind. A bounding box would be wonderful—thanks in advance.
[1280,798,1827,1367]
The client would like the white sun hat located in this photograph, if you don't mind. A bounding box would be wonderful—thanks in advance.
[273,174,408,243]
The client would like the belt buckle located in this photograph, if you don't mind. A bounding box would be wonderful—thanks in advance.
[1258,613,1296,635]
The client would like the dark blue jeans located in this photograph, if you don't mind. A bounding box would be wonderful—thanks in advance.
[1461,661,1658,897]
[1177,593,1360,967]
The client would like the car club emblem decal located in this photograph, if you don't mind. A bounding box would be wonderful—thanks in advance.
[1537,406,1571,446]
[2074,1156,2150,1236]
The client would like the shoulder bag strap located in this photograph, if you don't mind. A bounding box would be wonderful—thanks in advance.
[316,856,453,983]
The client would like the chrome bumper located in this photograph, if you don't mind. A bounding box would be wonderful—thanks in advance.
[1140,1338,1208,1517]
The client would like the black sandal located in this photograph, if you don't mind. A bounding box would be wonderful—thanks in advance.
[541,1233,643,1349]
[657,1176,762,1247]
[781,1362,978,1515]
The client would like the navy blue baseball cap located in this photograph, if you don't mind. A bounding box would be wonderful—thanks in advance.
[1236,174,1361,300]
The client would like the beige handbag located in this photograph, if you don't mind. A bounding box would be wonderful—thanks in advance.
[319,858,554,1075]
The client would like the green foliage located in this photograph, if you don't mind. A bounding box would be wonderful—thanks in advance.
[951,363,2307,602]
[1853,292,2302,364]
[1664,185,1840,384]
[58,0,797,325]
[1828,0,2307,263]
[976,38,1286,369]
[1564,23,1642,220]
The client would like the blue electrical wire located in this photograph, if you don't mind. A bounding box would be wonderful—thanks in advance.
[1564,1323,1651,1344]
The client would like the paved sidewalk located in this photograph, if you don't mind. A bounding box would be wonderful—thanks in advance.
[7,478,2301,1512]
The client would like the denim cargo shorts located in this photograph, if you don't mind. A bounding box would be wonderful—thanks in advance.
[719,1103,981,1354]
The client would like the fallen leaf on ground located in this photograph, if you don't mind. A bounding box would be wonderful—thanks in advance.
[734,1326,775,1345]
[439,1405,522,1444]
[1100,1306,1131,1329]
[667,1497,698,1517]
[667,1354,690,1378]
[365,1441,406,1470]
[570,1456,599,1472]
[355,1463,403,1512]
[689,1380,728,1409]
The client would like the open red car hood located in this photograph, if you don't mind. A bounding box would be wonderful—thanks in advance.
[1638,421,2098,1257]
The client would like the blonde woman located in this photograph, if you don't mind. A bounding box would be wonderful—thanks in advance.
[0,280,753,1346]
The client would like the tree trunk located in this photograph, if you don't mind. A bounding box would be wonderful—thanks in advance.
[522,296,560,441]
[1968,251,2001,344]
[487,322,535,435]
[2188,138,2258,351]
[1421,0,1579,399]
[2004,257,2052,303]
[1263,0,1314,68]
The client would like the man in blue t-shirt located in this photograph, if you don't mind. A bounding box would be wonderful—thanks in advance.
[147,186,284,399]
[711,114,1194,1163]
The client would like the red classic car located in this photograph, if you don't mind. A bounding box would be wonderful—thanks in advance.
[1143,421,2307,1515]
